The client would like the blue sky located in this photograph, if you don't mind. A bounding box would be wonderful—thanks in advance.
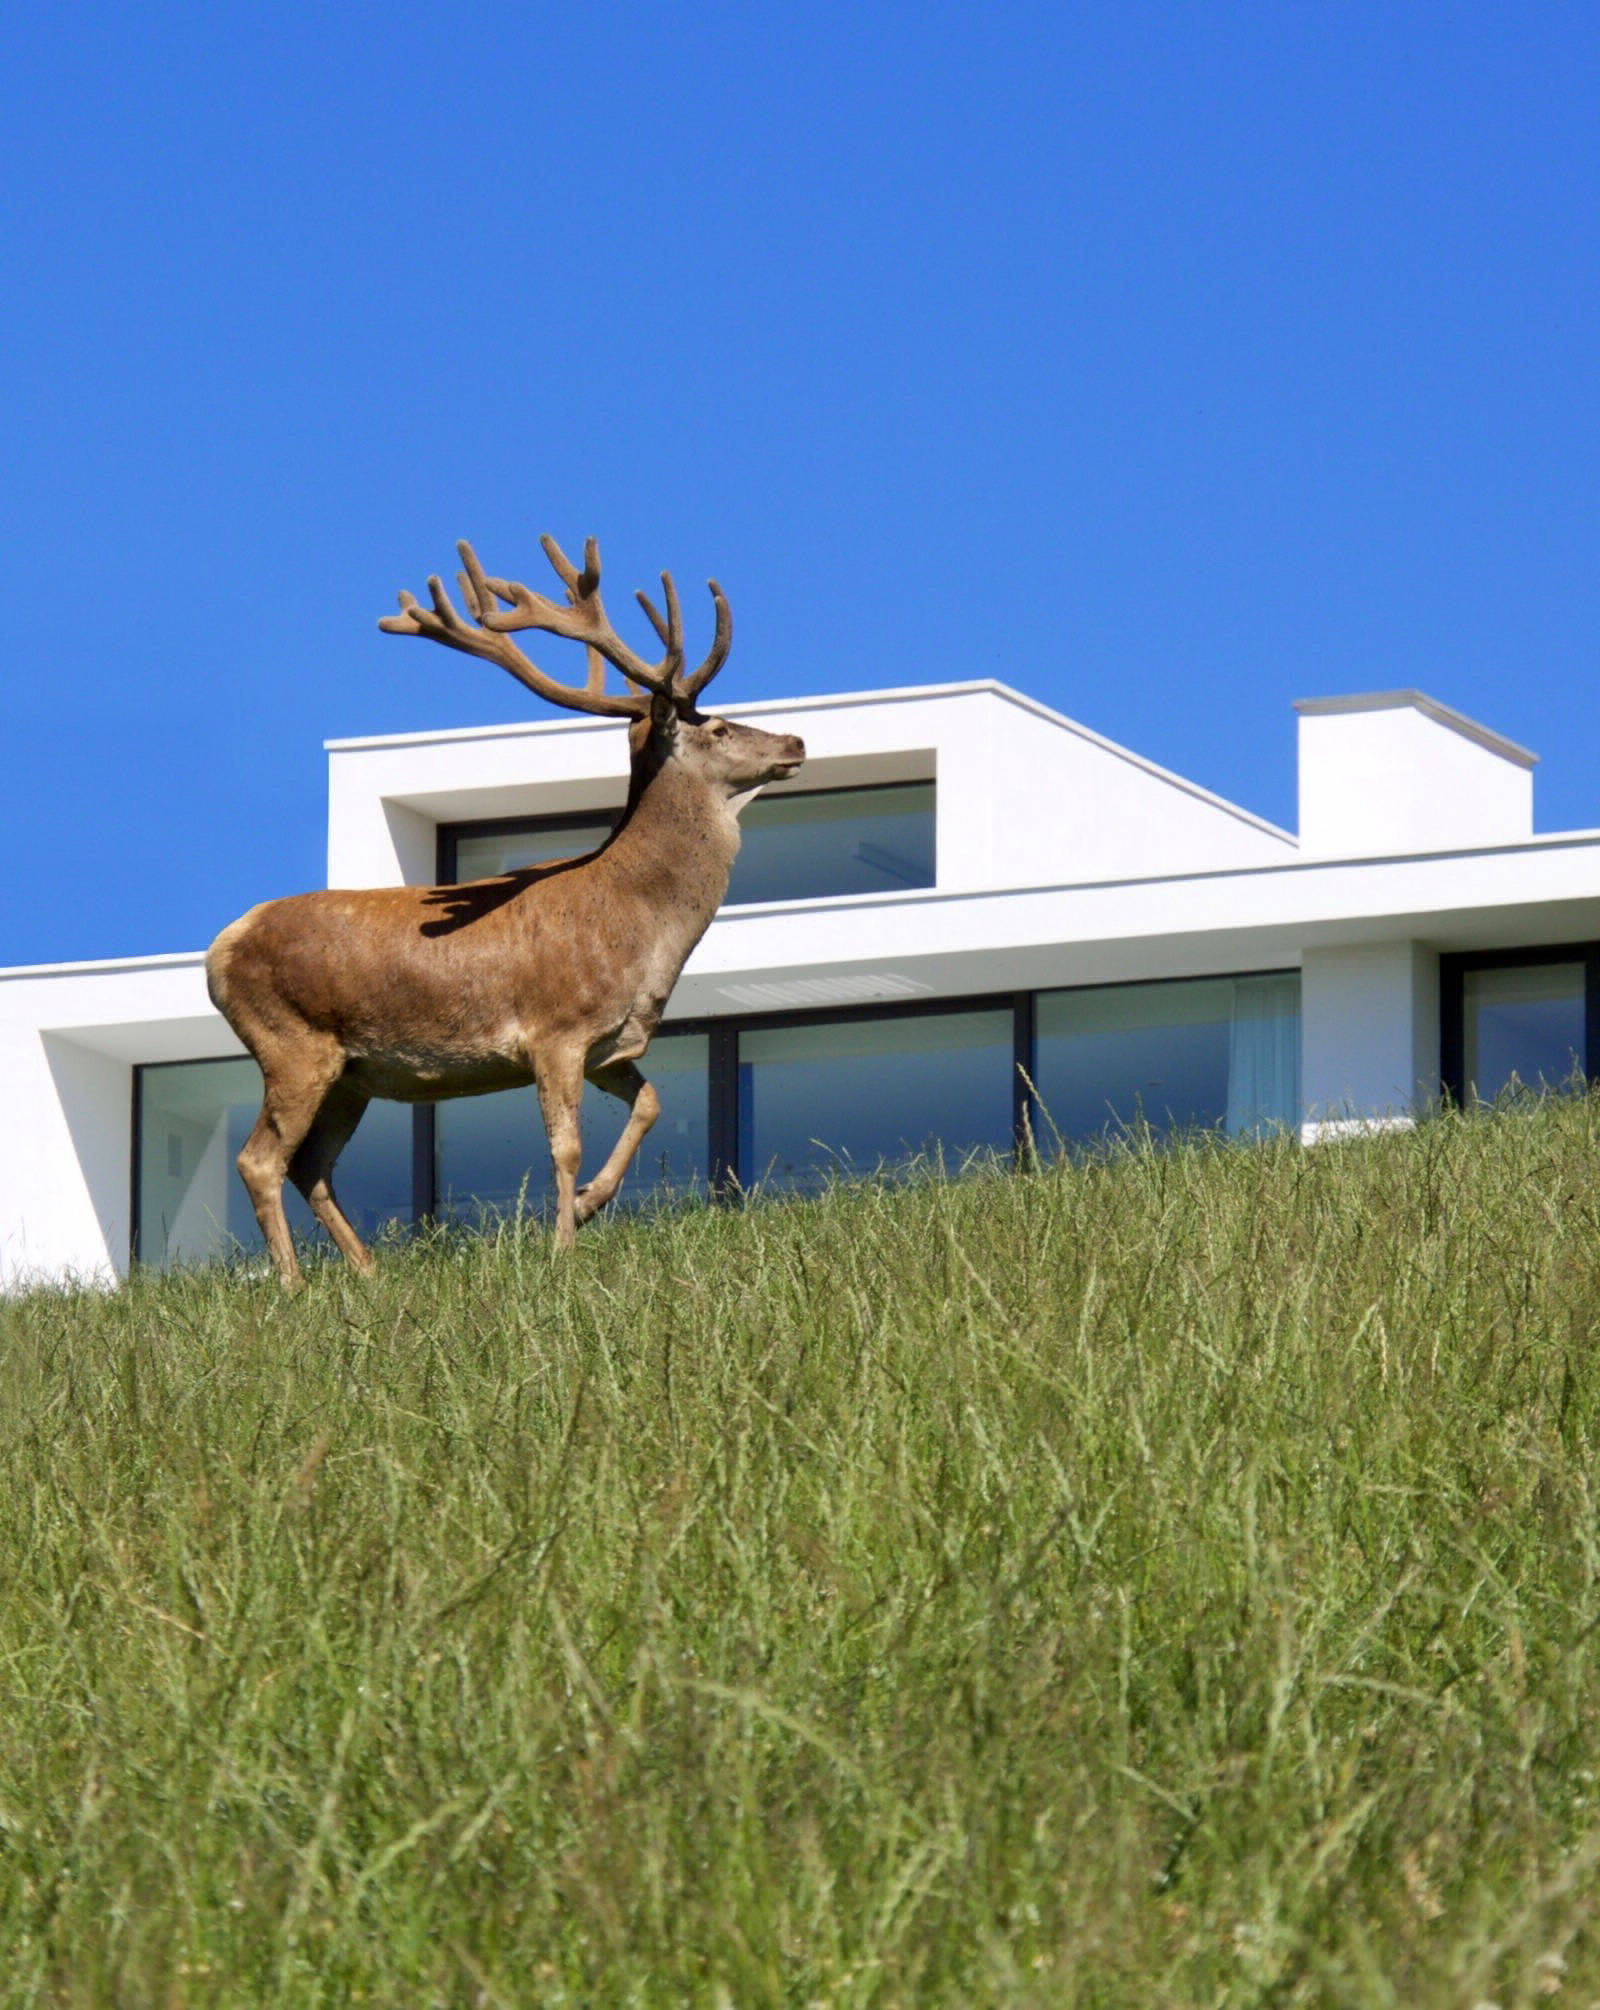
[4,2,1597,965]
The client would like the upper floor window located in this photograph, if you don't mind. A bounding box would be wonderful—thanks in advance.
[441,781,935,906]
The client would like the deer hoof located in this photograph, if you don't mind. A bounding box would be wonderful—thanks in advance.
[574,1181,612,1225]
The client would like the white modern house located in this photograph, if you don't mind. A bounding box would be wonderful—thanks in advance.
[3,679,1594,1289]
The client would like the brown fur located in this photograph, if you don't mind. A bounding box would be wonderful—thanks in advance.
[207,702,804,1288]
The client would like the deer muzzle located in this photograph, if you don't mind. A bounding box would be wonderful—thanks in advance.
[768,734,806,781]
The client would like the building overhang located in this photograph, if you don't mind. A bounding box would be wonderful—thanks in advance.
[10,832,1600,1061]
[667,833,1600,1013]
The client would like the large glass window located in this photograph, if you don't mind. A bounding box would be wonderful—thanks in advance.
[738,1009,1014,1192]
[1032,974,1300,1148]
[453,818,616,883]
[433,1032,711,1223]
[136,1059,413,1271]
[140,971,1312,1270]
[1461,963,1585,1102]
[443,782,935,906]
[727,785,934,902]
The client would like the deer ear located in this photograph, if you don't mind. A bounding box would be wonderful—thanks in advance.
[650,692,676,730]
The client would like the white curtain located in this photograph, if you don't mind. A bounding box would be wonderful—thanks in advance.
[1225,974,1300,1136]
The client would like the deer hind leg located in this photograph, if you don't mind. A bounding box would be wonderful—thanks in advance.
[535,1050,587,1251]
[236,1035,348,1292]
[575,1061,661,1225]
[288,1078,375,1276]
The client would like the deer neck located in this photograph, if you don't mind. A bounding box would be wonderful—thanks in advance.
[600,752,742,937]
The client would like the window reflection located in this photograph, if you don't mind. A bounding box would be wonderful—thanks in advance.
[728,785,935,903]
[453,818,616,882]
[444,783,935,906]
[1033,974,1300,1147]
[136,1059,412,1270]
[433,1033,710,1222]
[139,971,1312,1269]
[1462,963,1584,1102]
[738,1009,1014,1192]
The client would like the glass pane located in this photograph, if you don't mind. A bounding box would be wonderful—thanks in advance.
[739,1009,1013,1192]
[445,784,936,908]
[1462,963,1584,1102]
[1034,974,1300,1149]
[729,784,935,904]
[454,819,616,881]
[137,1059,413,1270]
[1224,973,1301,1137]
[434,1032,710,1223]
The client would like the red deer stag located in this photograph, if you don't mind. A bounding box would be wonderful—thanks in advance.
[206,533,805,1290]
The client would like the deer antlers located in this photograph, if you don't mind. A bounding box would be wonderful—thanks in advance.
[379,533,732,719]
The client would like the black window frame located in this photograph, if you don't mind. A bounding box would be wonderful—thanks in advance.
[419,991,1034,1217]
[436,810,622,885]
[436,778,938,900]
[135,968,1302,1261]
[133,1051,424,1269]
[1439,942,1600,1107]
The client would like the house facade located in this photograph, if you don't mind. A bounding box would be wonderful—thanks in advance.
[3,679,1593,1289]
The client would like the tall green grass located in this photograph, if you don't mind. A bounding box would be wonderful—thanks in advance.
[5,1099,1600,2005]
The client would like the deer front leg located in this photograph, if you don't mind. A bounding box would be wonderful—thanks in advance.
[575,1061,661,1225]
[535,1051,587,1250]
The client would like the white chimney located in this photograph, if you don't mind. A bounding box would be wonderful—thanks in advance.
[1296,691,1535,858]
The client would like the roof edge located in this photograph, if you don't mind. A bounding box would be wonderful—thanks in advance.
[977,682,1298,845]
[0,949,206,984]
[323,677,1299,847]
[1294,690,1538,769]
[323,680,1008,753]
[13,826,1600,987]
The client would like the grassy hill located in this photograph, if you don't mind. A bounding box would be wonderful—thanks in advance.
[4,1099,1600,2005]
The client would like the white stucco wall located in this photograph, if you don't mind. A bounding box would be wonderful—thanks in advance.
[0,1024,127,1288]
[982,691,1295,889]
[1297,694,1535,858]
[1299,941,1441,1138]
[324,681,1299,897]
[0,957,233,1290]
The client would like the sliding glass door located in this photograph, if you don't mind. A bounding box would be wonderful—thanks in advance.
[135,1059,412,1271]
[136,971,1305,1268]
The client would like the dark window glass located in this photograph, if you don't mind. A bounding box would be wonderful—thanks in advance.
[433,1032,710,1223]
[738,1009,1014,1192]
[1033,974,1300,1147]
[453,818,615,882]
[445,783,935,905]
[136,1058,412,1270]
[728,784,934,902]
[1461,963,1584,1102]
